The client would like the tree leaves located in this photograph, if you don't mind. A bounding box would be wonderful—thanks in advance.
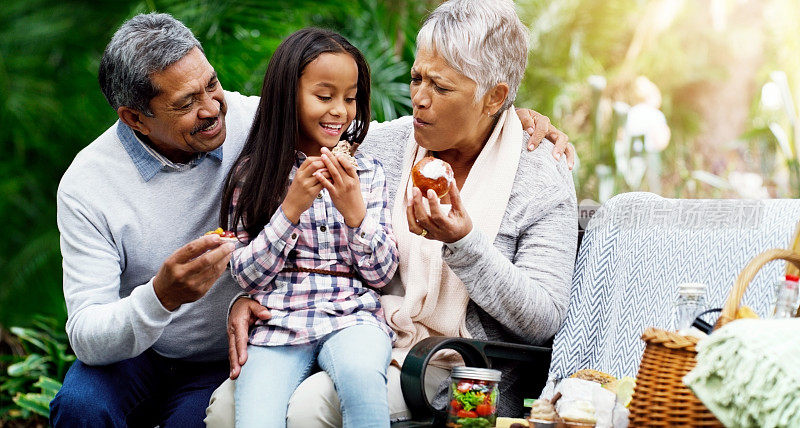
[2,317,72,421]
[12,391,52,418]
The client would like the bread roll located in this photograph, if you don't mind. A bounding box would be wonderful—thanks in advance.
[569,369,615,386]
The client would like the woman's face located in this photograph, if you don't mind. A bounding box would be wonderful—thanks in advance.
[409,49,490,152]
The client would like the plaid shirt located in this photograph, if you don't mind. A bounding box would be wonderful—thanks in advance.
[230,151,398,346]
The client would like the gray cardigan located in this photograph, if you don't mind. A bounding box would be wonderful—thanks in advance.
[361,116,578,416]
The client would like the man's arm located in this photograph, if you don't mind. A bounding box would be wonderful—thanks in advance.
[58,188,233,365]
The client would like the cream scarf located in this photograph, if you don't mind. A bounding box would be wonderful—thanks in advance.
[382,107,522,366]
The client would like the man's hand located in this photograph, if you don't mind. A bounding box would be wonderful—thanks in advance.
[228,296,271,379]
[516,108,575,169]
[153,234,235,311]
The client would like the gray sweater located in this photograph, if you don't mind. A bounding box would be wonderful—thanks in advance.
[361,116,578,416]
[56,91,259,365]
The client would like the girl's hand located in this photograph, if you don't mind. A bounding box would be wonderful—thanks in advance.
[406,181,473,243]
[315,147,366,228]
[281,157,326,224]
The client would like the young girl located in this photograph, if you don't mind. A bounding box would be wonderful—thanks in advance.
[219,28,398,428]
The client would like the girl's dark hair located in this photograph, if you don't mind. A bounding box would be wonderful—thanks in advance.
[220,28,371,238]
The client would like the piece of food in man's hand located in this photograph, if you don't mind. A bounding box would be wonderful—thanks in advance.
[204,227,238,243]
[331,140,358,168]
[412,156,454,198]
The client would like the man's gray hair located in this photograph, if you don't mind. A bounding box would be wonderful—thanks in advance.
[416,0,528,114]
[99,13,203,116]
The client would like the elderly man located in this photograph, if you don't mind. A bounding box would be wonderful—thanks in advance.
[50,13,258,427]
[51,11,570,427]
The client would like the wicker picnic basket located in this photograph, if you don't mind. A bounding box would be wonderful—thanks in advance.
[628,248,800,427]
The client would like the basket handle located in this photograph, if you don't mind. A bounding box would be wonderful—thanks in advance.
[788,220,800,277]
[717,249,800,329]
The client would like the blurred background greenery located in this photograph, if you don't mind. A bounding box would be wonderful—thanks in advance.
[2,0,800,423]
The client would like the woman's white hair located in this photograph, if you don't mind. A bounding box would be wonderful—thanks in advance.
[416,0,529,114]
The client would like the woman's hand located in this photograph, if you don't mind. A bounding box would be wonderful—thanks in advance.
[516,108,575,169]
[315,147,366,228]
[227,297,271,379]
[281,156,326,224]
[406,181,473,244]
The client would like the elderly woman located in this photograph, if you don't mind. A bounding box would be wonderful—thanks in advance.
[207,0,576,425]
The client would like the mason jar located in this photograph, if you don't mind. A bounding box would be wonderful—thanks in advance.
[447,367,502,428]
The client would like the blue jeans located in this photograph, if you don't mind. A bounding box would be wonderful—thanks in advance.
[50,349,228,428]
[235,324,392,428]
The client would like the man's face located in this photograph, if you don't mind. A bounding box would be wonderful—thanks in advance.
[137,47,227,163]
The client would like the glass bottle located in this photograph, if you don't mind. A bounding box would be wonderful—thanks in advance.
[674,282,707,332]
[773,274,799,318]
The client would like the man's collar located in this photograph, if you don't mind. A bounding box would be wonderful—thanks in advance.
[208,145,224,162]
[116,120,223,182]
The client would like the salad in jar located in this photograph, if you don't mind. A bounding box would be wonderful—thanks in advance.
[446,367,501,428]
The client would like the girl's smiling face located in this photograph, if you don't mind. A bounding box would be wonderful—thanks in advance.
[297,52,359,156]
